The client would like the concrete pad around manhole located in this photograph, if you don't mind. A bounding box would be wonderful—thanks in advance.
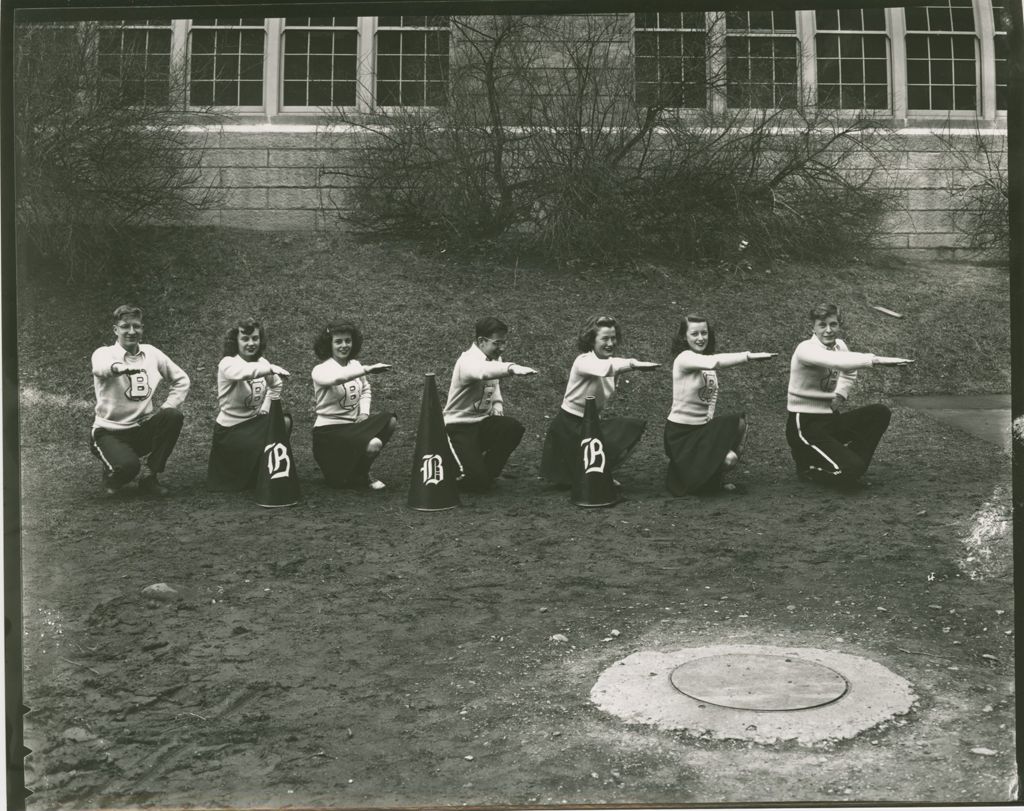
[591,645,916,745]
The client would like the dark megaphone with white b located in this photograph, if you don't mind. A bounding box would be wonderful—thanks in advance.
[408,373,461,511]
[571,395,617,507]
[255,396,301,507]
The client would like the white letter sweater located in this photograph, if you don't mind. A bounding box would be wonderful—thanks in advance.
[443,343,509,425]
[91,343,190,430]
[668,350,750,424]
[215,355,284,427]
[311,358,371,427]
[787,337,875,414]
[560,352,633,417]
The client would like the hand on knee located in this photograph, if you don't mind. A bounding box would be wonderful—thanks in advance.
[723,450,739,469]
[366,437,383,457]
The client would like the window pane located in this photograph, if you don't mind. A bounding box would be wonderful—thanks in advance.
[931,59,952,83]
[816,9,838,29]
[907,59,929,84]
[930,85,952,108]
[282,80,306,106]
[863,8,886,30]
[839,8,862,30]
[907,85,929,107]
[865,85,888,108]
[238,81,262,106]
[864,59,887,84]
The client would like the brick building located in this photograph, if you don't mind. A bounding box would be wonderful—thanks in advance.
[88,3,1012,255]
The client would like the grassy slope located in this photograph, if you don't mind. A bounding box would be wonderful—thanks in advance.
[17,227,1010,482]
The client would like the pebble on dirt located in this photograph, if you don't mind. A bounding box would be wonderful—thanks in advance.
[551,634,568,643]
[141,583,179,602]
[970,747,998,756]
[61,727,96,743]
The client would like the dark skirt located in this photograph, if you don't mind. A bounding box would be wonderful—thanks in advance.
[540,408,647,486]
[207,415,272,492]
[312,413,395,488]
[663,414,744,496]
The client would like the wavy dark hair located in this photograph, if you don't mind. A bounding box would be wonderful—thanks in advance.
[671,314,717,356]
[576,315,622,353]
[314,321,363,361]
[809,303,841,322]
[222,317,267,358]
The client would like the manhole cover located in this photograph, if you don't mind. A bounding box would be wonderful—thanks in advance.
[670,653,849,711]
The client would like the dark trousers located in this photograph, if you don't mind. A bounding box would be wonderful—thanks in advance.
[90,407,184,488]
[786,404,891,483]
[446,416,525,492]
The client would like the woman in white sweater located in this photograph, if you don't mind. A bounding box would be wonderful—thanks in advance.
[540,315,659,487]
[207,317,291,491]
[664,314,776,495]
[311,320,396,491]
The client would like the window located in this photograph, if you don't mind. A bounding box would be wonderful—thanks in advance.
[725,10,799,108]
[904,0,977,111]
[281,17,359,108]
[375,16,449,106]
[97,19,172,104]
[633,12,707,108]
[189,18,266,107]
[815,8,889,110]
[991,0,1008,111]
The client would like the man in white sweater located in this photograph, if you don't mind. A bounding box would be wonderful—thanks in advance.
[90,304,190,496]
[786,303,912,487]
[443,316,537,491]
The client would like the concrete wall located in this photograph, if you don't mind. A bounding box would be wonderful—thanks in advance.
[185,125,1006,260]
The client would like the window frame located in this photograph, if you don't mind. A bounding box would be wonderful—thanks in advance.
[276,16,364,113]
[185,17,268,112]
[811,8,893,114]
[902,0,982,118]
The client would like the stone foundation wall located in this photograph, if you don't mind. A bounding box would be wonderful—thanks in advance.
[185,125,1006,259]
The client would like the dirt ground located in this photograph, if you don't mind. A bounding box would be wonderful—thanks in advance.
[17,401,1016,809]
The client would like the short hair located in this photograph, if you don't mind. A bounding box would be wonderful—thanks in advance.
[577,315,623,353]
[314,320,363,360]
[222,317,267,358]
[475,316,508,339]
[112,304,142,323]
[671,314,717,356]
[810,303,841,322]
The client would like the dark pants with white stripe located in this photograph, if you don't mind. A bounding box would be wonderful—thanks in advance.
[446,416,525,492]
[90,408,184,489]
[786,404,891,484]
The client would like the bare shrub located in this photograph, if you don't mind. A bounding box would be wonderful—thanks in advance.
[14,22,221,279]
[937,125,1008,259]
[320,14,902,266]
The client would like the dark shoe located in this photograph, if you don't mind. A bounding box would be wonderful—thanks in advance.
[138,474,168,497]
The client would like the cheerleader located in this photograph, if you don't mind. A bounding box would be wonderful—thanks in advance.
[311,320,397,490]
[540,315,659,487]
[663,314,776,495]
[786,304,912,487]
[206,317,290,491]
